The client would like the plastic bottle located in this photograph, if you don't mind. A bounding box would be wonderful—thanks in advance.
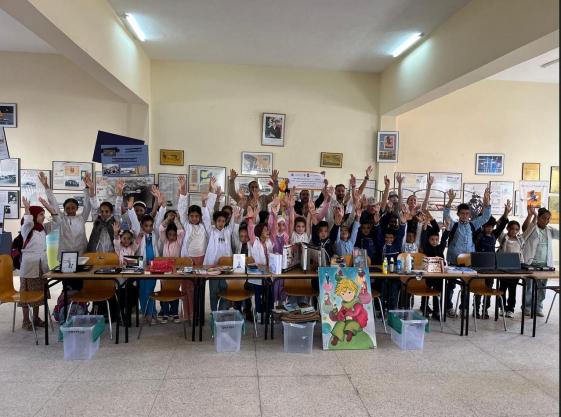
[405,253,412,273]
[396,258,403,273]
[382,257,388,275]
[389,258,395,273]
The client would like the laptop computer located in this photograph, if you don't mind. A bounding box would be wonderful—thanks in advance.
[469,252,496,273]
[496,252,528,274]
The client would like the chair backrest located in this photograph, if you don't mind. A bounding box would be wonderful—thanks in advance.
[174,257,193,267]
[406,278,432,292]
[218,256,255,267]
[83,252,119,266]
[160,279,182,293]
[0,255,15,294]
[457,253,471,267]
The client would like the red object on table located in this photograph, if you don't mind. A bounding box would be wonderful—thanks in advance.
[149,259,175,273]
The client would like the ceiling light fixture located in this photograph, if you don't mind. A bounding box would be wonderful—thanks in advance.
[391,33,423,58]
[540,58,559,68]
[123,13,146,42]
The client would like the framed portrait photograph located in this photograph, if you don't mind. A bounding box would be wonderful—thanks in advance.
[522,162,540,181]
[157,173,186,209]
[95,173,155,207]
[0,189,20,219]
[188,165,226,193]
[241,152,273,176]
[0,158,20,187]
[261,113,285,146]
[475,153,504,175]
[489,181,514,215]
[320,152,343,168]
[550,166,559,194]
[0,103,17,128]
[52,161,93,191]
[21,169,51,206]
[160,149,184,166]
[60,251,79,273]
[376,131,399,163]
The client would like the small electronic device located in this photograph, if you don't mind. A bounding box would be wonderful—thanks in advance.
[495,252,527,274]
[282,243,301,272]
[469,252,496,272]
[122,256,144,273]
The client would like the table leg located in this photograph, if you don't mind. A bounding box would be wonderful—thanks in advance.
[135,279,139,328]
[125,280,129,343]
[520,279,526,335]
[269,279,274,340]
[199,278,205,342]
[114,281,120,345]
[443,279,447,323]
[531,278,537,337]
[44,280,49,345]
[63,282,68,323]
[191,278,198,342]
[263,278,268,341]
[465,280,470,336]
[459,281,464,336]
[494,278,499,321]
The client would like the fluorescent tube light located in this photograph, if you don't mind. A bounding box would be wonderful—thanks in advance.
[123,13,146,42]
[391,33,423,58]
[540,58,559,68]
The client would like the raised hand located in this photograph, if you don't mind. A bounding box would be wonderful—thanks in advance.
[112,220,121,236]
[482,187,491,207]
[288,189,296,208]
[427,176,434,187]
[399,209,408,224]
[447,189,456,204]
[157,189,166,207]
[208,176,217,193]
[443,216,451,230]
[83,172,94,190]
[365,165,373,178]
[233,206,242,222]
[22,196,30,213]
[177,176,187,195]
[270,169,279,182]
[504,199,512,216]
[396,173,404,184]
[115,179,125,196]
[127,196,134,210]
[333,206,344,225]
[215,186,223,198]
[38,171,49,189]
[384,175,390,189]
[38,196,54,214]
[229,169,238,181]
[349,174,357,189]
[527,204,536,217]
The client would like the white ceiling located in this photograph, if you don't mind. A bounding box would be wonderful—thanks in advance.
[490,48,559,84]
[108,0,469,72]
[0,8,56,54]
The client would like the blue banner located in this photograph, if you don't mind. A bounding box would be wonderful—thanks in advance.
[101,145,149,177]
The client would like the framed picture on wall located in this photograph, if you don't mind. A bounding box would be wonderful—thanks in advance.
[52,161,93,191]
[0,103,17,128]
[241,152,273,176]
[188,193,226,208]
[394,172,427,198]
[157,173,186,209]
[489,181,514,215]
[550,166,559,193]
[549,194,559,224]
[0,189,20,219]
[463,182,487,218]
[160,149,184,166]
[0,127,9,160]
[188,165,226,193]
[320,152,343,168]
[21,169,51,206]
[376,131,399,163]
[261,113,285,146]
[0,158,20,187]
[95,173,155,207]
[518,180,549,218]
[522,162,540,180]
[475,153,504,175]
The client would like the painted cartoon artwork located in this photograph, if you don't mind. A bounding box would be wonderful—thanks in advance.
[319,267,377,350]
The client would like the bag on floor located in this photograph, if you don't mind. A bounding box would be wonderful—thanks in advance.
[52,291,88,322]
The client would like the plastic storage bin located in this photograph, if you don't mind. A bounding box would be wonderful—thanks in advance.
[212,310,244,352]
[282,321,315,353]
[388,310,428,351]
[59,315,105,360]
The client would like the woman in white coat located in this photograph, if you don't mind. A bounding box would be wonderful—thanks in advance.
[19,197,55,330]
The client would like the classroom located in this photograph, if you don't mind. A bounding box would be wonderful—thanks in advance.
[0,1,558,416]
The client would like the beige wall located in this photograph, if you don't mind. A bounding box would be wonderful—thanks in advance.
[380,0,559,115]
[0,51,130,235]
[151,60,380,186]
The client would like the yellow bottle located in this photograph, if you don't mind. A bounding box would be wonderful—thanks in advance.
[382,257,388,275]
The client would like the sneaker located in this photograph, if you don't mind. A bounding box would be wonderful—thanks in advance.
[483,312,490,320]
[523,309,531,316]
[447,308,457,318]
[172,315,181,324]
[471,311,481,319]
[158,315,168,324]
[536,311,545,317]
[506,311,515,318]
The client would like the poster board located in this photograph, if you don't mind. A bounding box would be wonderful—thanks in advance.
[0,189,19,219]
[463,182,487,218]
[101,144,149,176]
[489,181,514,215]
[319,266,376,350]
[0,158,19,187]
[518,181,549,218]
[395,172,427,198]
[95,173,155,207]
[188,165,226,193]
[157,173,185,210]
[20,169,51,206]
[52,161,93,191]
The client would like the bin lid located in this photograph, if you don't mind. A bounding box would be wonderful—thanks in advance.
[387,310,429,334]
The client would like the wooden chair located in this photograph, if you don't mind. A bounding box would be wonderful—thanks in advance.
[545,286,559,323]
[0,255,53,345]
[398,253,443,332]
[67,252,120,339]
[456,253,507,332]
[216,256,258,337]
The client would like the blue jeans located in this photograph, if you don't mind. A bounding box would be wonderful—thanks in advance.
[524,279,547,312]
[159,300,179,316]
[139,279,157,317]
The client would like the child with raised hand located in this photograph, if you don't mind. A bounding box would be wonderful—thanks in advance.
[157,209,185,323]
[289,192,311,244]
[88,179,124,253]
[128,186,167,324]
[268,196,289,254]
[202,177,235,311]
[332,199,361,257]
[113,219,140,265]
[19,197,55,330]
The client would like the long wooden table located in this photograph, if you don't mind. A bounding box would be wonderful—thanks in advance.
[43,267,558,345]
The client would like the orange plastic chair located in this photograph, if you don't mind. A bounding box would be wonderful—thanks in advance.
[0,255,52,345]
[216,256,258,337]
[67,252,120,339]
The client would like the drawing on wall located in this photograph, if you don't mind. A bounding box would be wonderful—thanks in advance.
[319,266,376,350]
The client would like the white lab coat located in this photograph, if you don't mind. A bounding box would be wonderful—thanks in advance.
[19,215,53,278]
[177,194,208,257]
[128,206,166,260]
[202,193,233,265]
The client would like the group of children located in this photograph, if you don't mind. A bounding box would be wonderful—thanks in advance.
[17,168,558,331]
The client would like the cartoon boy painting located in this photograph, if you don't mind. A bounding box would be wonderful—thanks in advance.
[329,278,369,346]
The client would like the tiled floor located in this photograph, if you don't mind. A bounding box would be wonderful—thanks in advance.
[0,282,558,417]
